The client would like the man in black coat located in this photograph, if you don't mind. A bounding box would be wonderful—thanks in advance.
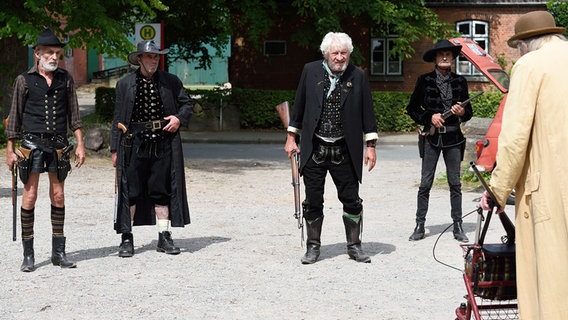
[110,40,193,257]
[285,32,378,264]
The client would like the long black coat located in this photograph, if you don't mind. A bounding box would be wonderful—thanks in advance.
[406,70,472,147]
[110,70,193,233]
[289,60,378,182]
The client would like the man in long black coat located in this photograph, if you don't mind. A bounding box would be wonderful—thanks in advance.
[110,40,193,258]
[285,32,379,264]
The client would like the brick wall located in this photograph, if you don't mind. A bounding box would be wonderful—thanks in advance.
[229,4,546,93]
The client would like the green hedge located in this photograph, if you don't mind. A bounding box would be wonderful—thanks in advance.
[92,87,504,132]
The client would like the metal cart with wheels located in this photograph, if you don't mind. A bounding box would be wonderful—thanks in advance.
[455,164,518,320]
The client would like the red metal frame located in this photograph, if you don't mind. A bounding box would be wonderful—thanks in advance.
[448,37,510,173]
[455,243,518,320]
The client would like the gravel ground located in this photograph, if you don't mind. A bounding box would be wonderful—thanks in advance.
[0,146,510,320]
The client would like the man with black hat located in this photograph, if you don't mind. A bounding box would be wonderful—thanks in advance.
[5,28,86,272]
[480,11,568,319]
[110,40,193,258]
[406,39,472,242]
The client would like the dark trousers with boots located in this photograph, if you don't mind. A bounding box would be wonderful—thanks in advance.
[301,141,370,263]
[411,142,467,242]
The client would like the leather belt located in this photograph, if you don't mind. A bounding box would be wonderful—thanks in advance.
[316,136,345,146]
[436,125,460,134]
[130,120,168,132]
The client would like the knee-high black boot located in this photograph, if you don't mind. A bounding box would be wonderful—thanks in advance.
[51,236,77,268]
[21,238,35,272]
[343,214,371,263]
[301,216,323,264]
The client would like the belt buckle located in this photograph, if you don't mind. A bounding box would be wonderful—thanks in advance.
[151,120,162,130]
[438,126,446,134]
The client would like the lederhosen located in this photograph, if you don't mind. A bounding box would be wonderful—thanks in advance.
[126,72,173,206]
[17,71,72,184]
[302,66,362,220]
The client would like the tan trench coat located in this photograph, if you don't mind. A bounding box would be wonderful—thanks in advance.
[489,38,568,319]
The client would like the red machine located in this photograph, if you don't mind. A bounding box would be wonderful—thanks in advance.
[454,163,518,320]
[449,37,510,173]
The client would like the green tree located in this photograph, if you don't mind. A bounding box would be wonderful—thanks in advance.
[548,0,568,29]
[290,0,454,59]
[0,0,168,117]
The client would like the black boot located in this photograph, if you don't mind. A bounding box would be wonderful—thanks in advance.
[301,216,323,264]
[20,238,35,272]
[453,222,469,243]
[408,223,425,241]
[343,214,371,263]
[118,232,134,258]
[51,236,77,268]
[157,231,181,255]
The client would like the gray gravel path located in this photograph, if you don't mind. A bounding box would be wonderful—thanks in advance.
[0,146,508,320]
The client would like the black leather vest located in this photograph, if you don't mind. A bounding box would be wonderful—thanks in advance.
[21,70,69,134]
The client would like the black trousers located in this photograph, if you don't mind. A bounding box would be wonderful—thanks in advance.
[302,140,362,221]
[415,141,463,224]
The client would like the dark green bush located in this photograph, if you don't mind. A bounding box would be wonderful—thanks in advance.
[229,88,295,129]
[373,92,415,132]
[471,89,504,118]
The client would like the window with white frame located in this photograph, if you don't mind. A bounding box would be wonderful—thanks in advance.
[455,20,489,76]
[370,37,401,76]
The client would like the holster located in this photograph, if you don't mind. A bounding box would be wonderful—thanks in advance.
[56,144,74,182]
[418,132,426,159]
[122,134,134,166]
[15,147,32,185]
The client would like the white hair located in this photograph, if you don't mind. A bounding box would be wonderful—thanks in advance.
[523,33,567,52]
[320,32,354,55]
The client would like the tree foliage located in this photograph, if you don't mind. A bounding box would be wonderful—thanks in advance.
[0,0,168,58]
[548,0,568,30]
[0,0,451,70]
[288,0,455,59]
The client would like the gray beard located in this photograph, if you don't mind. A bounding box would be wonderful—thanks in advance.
[40,57,58,72]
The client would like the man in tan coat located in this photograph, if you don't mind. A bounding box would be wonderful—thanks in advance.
[480,11,568,319]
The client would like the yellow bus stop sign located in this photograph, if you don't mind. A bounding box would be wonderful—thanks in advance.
[135,23,161,47]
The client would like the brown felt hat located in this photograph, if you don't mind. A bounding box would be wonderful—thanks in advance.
[422,39,462,63]
[508,11,565,48]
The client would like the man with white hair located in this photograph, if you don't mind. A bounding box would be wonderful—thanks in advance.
[285,32,378,264]
[480,10,568,319]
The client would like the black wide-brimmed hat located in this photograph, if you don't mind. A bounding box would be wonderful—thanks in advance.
[127,40,169,65]
[422,39,462,62]
[34,28,66,48]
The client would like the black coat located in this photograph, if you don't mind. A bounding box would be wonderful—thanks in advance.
[110,70,193,233]
[406,70,472,147]
[289,60,378,182]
